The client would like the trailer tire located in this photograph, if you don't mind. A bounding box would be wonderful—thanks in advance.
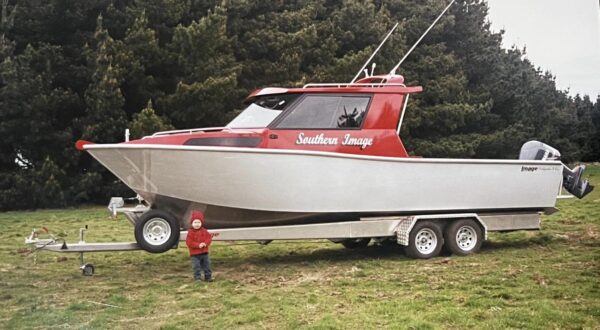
[340,238,371,249]
[444,219,482,256]
[405,221,443,259]
[81,263,94,276]
[134,210,180,253]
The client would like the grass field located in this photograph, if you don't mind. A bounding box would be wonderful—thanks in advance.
[1,166,599,329]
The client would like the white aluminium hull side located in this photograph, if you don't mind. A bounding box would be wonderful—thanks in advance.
[85,144,563,214]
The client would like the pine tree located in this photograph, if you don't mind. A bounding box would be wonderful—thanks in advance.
[0,0,82,209]
[69,15,132,206]
[32,157,66,207]
[590,97,600,160]
[161,7,242,128]
[130,100,174,139]
[121,10,164,115]
[0,0,16,62]
[573,95,597,161]
[81,15,128,143]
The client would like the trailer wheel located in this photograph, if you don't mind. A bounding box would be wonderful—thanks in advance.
[341,238,371,249]
[444,219,482,256]
[134,210,180,253]
[81,263,94,276]
[405,221,443,259]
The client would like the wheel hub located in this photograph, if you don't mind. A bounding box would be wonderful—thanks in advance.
[415,228,437,254]
[142,218,172,246]
[456,226,477,251]
[151,226,162,235]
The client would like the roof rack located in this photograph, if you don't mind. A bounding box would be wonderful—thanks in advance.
[302,83,407,88]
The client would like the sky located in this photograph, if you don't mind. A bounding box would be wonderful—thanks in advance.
[486,0,600,98]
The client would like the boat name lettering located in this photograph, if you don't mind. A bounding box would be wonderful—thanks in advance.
[295,133,373,149]
[521,166,538,172]
[296,133,338,145]
[342,134,373,149]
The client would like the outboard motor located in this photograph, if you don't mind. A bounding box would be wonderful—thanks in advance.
[519,141,561,161]
[519,140,594,199]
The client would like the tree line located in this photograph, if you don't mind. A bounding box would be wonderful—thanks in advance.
[1,0,599,210]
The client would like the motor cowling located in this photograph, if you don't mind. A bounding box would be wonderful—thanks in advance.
[519,140,594,199]
[519,140,561,161]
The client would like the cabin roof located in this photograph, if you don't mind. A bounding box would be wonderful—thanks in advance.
[245,74,423,102]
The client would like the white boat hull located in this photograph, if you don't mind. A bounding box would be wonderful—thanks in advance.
[85,144,563,228]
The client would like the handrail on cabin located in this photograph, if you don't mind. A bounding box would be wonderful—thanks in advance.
[149,127,227,137]
[302,83,407,88]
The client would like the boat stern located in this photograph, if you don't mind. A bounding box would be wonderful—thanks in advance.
[519,140,594,199]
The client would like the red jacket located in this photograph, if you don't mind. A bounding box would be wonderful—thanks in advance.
[186,227,212,256]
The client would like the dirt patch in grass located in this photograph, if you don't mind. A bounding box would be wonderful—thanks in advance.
[562,225,600,242]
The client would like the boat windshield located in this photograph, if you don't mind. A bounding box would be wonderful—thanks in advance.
[227,94,299,128]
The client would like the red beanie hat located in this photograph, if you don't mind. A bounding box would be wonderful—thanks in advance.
[190,210,204,223]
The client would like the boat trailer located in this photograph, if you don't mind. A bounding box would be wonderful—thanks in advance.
[25,197,556,275]
[25,225,140,276]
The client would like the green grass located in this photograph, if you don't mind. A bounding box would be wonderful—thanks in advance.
[1,166,599,329]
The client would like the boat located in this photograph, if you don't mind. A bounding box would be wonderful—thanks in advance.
[79,72,592,226]
[76,2,593,253]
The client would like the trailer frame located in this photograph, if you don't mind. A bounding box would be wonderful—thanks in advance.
[25,198,553,275]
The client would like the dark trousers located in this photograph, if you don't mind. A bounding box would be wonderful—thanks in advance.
[191,253,212,280]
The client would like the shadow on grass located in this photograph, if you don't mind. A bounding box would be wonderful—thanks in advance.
[224,233,556,267]
[225,244,409,267]
[481,240,537,252]
[56,234,556,273]
[481,232,555,252]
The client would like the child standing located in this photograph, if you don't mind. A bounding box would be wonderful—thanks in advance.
[185,211,213,282]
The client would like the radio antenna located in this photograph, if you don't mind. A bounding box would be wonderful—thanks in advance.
[350,22,399,83]
[389,0,456,75]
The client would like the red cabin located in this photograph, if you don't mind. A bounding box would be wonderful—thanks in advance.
[128,74,423,158]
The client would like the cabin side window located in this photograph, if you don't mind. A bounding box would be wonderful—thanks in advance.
[275,95,370,129]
